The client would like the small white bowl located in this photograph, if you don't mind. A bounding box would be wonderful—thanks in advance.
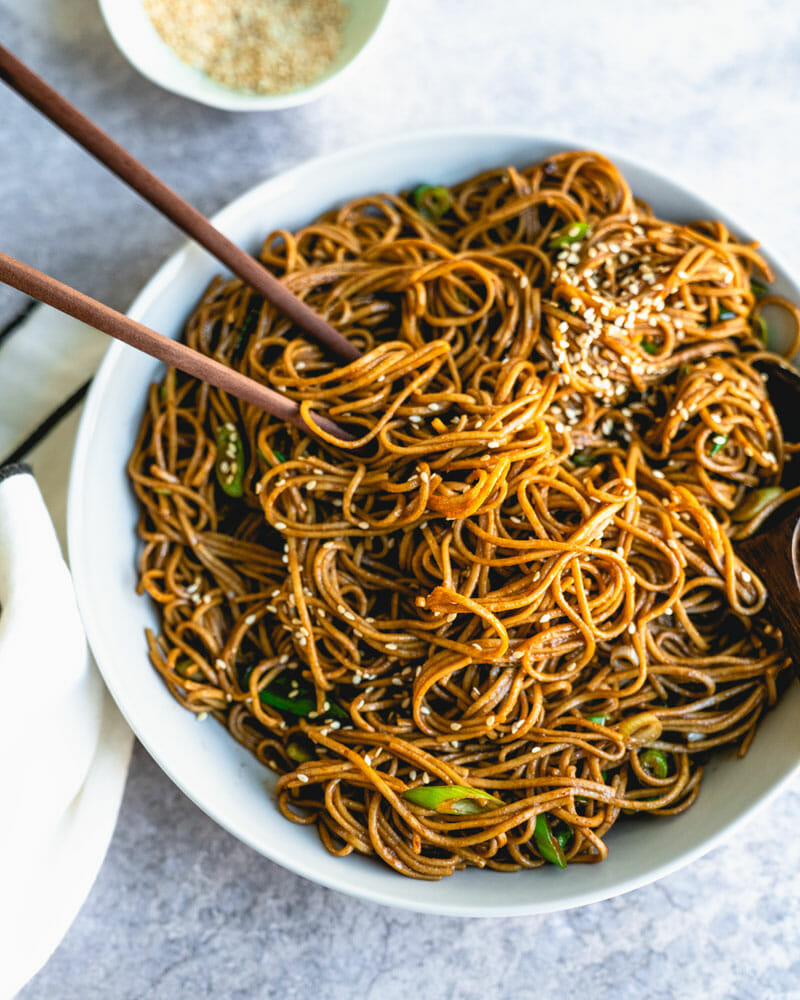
[98,0,392,111]
[68,129,800,916]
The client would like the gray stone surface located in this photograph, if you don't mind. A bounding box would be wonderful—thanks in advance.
[4,0,800,996]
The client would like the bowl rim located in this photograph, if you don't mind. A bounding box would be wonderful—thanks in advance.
[67,126,800,916]
[97,0,393,111]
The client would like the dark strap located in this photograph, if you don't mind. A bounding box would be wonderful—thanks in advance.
[0,461,33,484]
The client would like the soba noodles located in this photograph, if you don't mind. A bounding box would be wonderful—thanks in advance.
[129,151,800,879]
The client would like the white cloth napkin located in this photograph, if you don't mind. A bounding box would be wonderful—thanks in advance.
[0,306,133,999]
[0,464,104,860]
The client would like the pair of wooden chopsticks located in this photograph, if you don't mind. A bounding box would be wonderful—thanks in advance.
[0,45,358,443]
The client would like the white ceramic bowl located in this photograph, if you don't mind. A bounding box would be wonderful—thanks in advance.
[68,128,800,916]
[98,0,392,111]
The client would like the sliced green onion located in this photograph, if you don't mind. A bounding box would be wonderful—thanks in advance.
[534,813,567,868]
[710,434,728,456]
[258,447,287,464]
[555,827,572,850]
[215,423,245,497]
[153,487,173,495]
[585,714,607,725]
[751,279,770,298]
[548,221,591,249]
[234,306,261,354]
[731,486,785,522]
[412,184,452,221]
[641,339,659,355]
[618,711,662,743]
[572,451,597,467]
[286,741,313,763]
[401,784,504,815]
[641,748,669,778]
[258,676,347,720]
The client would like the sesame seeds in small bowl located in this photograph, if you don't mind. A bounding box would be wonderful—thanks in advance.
[98,0,392,111]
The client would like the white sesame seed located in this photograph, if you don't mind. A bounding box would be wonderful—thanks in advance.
[196,712,208,722]
[297,773,309,783]
[450,722,462,731]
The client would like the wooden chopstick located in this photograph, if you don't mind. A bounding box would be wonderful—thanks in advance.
[0,252,355,442]
[0,43,361,364]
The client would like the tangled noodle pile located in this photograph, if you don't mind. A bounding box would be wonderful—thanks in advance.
[130,151,800,878]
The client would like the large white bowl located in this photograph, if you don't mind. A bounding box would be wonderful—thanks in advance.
[98,0,392,111]
[68,128,800,917]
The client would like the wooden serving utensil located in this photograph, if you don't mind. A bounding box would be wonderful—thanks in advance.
[734,358,800,676]
[0,252,355,443]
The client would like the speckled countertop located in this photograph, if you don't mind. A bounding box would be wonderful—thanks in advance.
[4,0,800,996]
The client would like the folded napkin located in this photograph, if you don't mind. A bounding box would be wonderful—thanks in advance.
[0,464,104,854]
[0,304,133,998]
[0,464,106,996]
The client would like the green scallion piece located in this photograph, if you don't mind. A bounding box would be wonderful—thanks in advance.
[555,827,572,850]
[215,423,245,497]
[572,451,596,467]
[548,221,591,249]
[401,784,504,815]
[153,487,173,495]
[412,184,453,221]
[641,748,669,779]
[641,339,659,355]
[731,486,785,522]
[751,279,770,298]
[286,741,313,763]
[534,813,567,868]
[710,434,728,456]
[258,676,347,721]
[585,714,607,725]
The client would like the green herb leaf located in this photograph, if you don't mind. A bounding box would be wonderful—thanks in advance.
[153,487,173,495]
[641,339,659,355]
[731,486,785,522]
[412,184,453,221]
[585,714,607,725]
[641,748,669,778]
[572,451,596,467]
[548,221,591,249]
[215,422,245,497]
[710,434,728,456]
[534,813,567,868]
[401,784,504,815]
[751,279,770,299]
